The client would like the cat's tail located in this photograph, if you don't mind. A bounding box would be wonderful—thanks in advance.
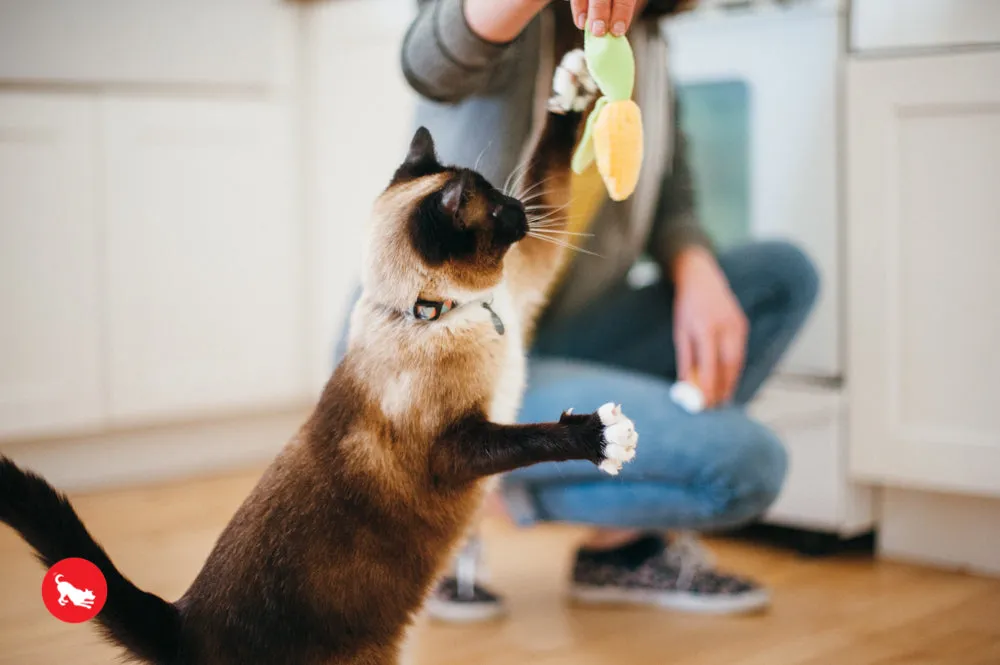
[0,455,181,664]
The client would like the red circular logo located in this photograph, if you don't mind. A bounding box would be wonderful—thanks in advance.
[42,558,107,623]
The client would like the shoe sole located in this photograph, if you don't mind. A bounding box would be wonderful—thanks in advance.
[423,597,508,624]
[569,585,772,615]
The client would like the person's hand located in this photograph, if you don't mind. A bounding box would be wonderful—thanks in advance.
[466,1,644,44]
[570,0,643,36]
[465,0,552,43]
[671,246,748,408]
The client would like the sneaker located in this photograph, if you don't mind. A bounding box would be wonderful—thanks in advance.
[424,535,507,623]
[424,576,507,623]
[569,532,771,615]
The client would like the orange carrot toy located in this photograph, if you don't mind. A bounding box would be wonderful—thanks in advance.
[571,29,644,202]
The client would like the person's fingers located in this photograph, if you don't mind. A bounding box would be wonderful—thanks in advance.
[570,0,588,29]
[587,0,612,36]
[719,326,746,404]
[694,328,720,407]
[676,328,695,383]
[609,0,637,36]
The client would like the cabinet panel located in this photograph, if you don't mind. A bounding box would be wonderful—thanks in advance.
[895,113,1000,438]
[104,99,304,423]
[0,0,294,88]
[851,0,1000,54]
[847,51,1000,497]
[303,0,416,390]
[0,94,103,439]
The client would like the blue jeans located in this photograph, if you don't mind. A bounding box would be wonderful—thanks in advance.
[502,240,819,531]
[334,240,819,533]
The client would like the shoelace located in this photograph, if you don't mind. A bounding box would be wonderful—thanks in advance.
[662,532,716,590]
[454,534,484,601]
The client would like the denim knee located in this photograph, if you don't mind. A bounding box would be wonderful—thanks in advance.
[760,240,821,314]
[702,421,788,528]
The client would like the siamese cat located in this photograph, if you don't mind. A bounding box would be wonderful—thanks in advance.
[0,33,636,665]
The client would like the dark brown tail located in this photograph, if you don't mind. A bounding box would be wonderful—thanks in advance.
[0,456,181,664]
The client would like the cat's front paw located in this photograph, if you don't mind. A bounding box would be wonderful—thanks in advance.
[595,402,638,476]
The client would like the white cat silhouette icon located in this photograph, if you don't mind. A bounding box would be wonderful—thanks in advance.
[54,573,97,609]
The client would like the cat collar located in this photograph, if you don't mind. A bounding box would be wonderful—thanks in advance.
[411,297,505,336]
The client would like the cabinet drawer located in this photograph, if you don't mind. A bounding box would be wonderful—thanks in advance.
[0,0,294,88]
[750,383,861,532]
[851,0,1000,54]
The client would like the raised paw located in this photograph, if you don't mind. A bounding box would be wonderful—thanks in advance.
[595,402,638,476]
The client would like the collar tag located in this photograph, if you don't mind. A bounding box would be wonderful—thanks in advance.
[482,301,505,336]
[412,298,454,322]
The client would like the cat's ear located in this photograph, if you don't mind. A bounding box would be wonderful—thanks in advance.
[390,126,442,185]
[439,175,466,219]
[406,126,436,166]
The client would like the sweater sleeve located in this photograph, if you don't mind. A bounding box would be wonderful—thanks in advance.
[648,95,715,270]
[401,0,521,103]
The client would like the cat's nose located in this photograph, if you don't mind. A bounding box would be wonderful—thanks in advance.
[495,204,527,244]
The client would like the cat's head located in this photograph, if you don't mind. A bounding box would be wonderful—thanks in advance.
[362,127,527,311]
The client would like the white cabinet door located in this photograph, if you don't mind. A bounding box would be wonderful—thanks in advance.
[0,94,103,439]
[847,51,1000,497]
[302,0,416,390]
[103,99,305,424]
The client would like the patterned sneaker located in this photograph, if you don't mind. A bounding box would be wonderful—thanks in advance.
[423,535,507,623]
[570,532,771,615]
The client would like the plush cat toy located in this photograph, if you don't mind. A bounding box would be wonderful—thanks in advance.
[569,29,644,202]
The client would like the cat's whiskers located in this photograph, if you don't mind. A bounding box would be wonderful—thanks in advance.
[517,175,559,201]
[526,201,571,217]
[525,231,602,257]
[509,159,535,198]
[528,228,593,238]
[472,141,493,173]
[519,191,557,207]
[526,209,582,227]
[503,159,531,196]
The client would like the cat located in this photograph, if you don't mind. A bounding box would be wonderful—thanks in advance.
[0,39,636,665]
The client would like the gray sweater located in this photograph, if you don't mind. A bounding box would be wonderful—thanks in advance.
[400,0,712,325]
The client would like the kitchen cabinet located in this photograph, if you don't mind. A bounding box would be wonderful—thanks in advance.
[753,381,872,536]
[847,50,1000,498]
[850,0,1000,54]
[0,0,294,88]
[103,99,305,424]
[302,0,417,391]
[0,94,104,439]
[0,0,416,492]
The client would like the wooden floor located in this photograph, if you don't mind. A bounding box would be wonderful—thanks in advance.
[1,468,998,665]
